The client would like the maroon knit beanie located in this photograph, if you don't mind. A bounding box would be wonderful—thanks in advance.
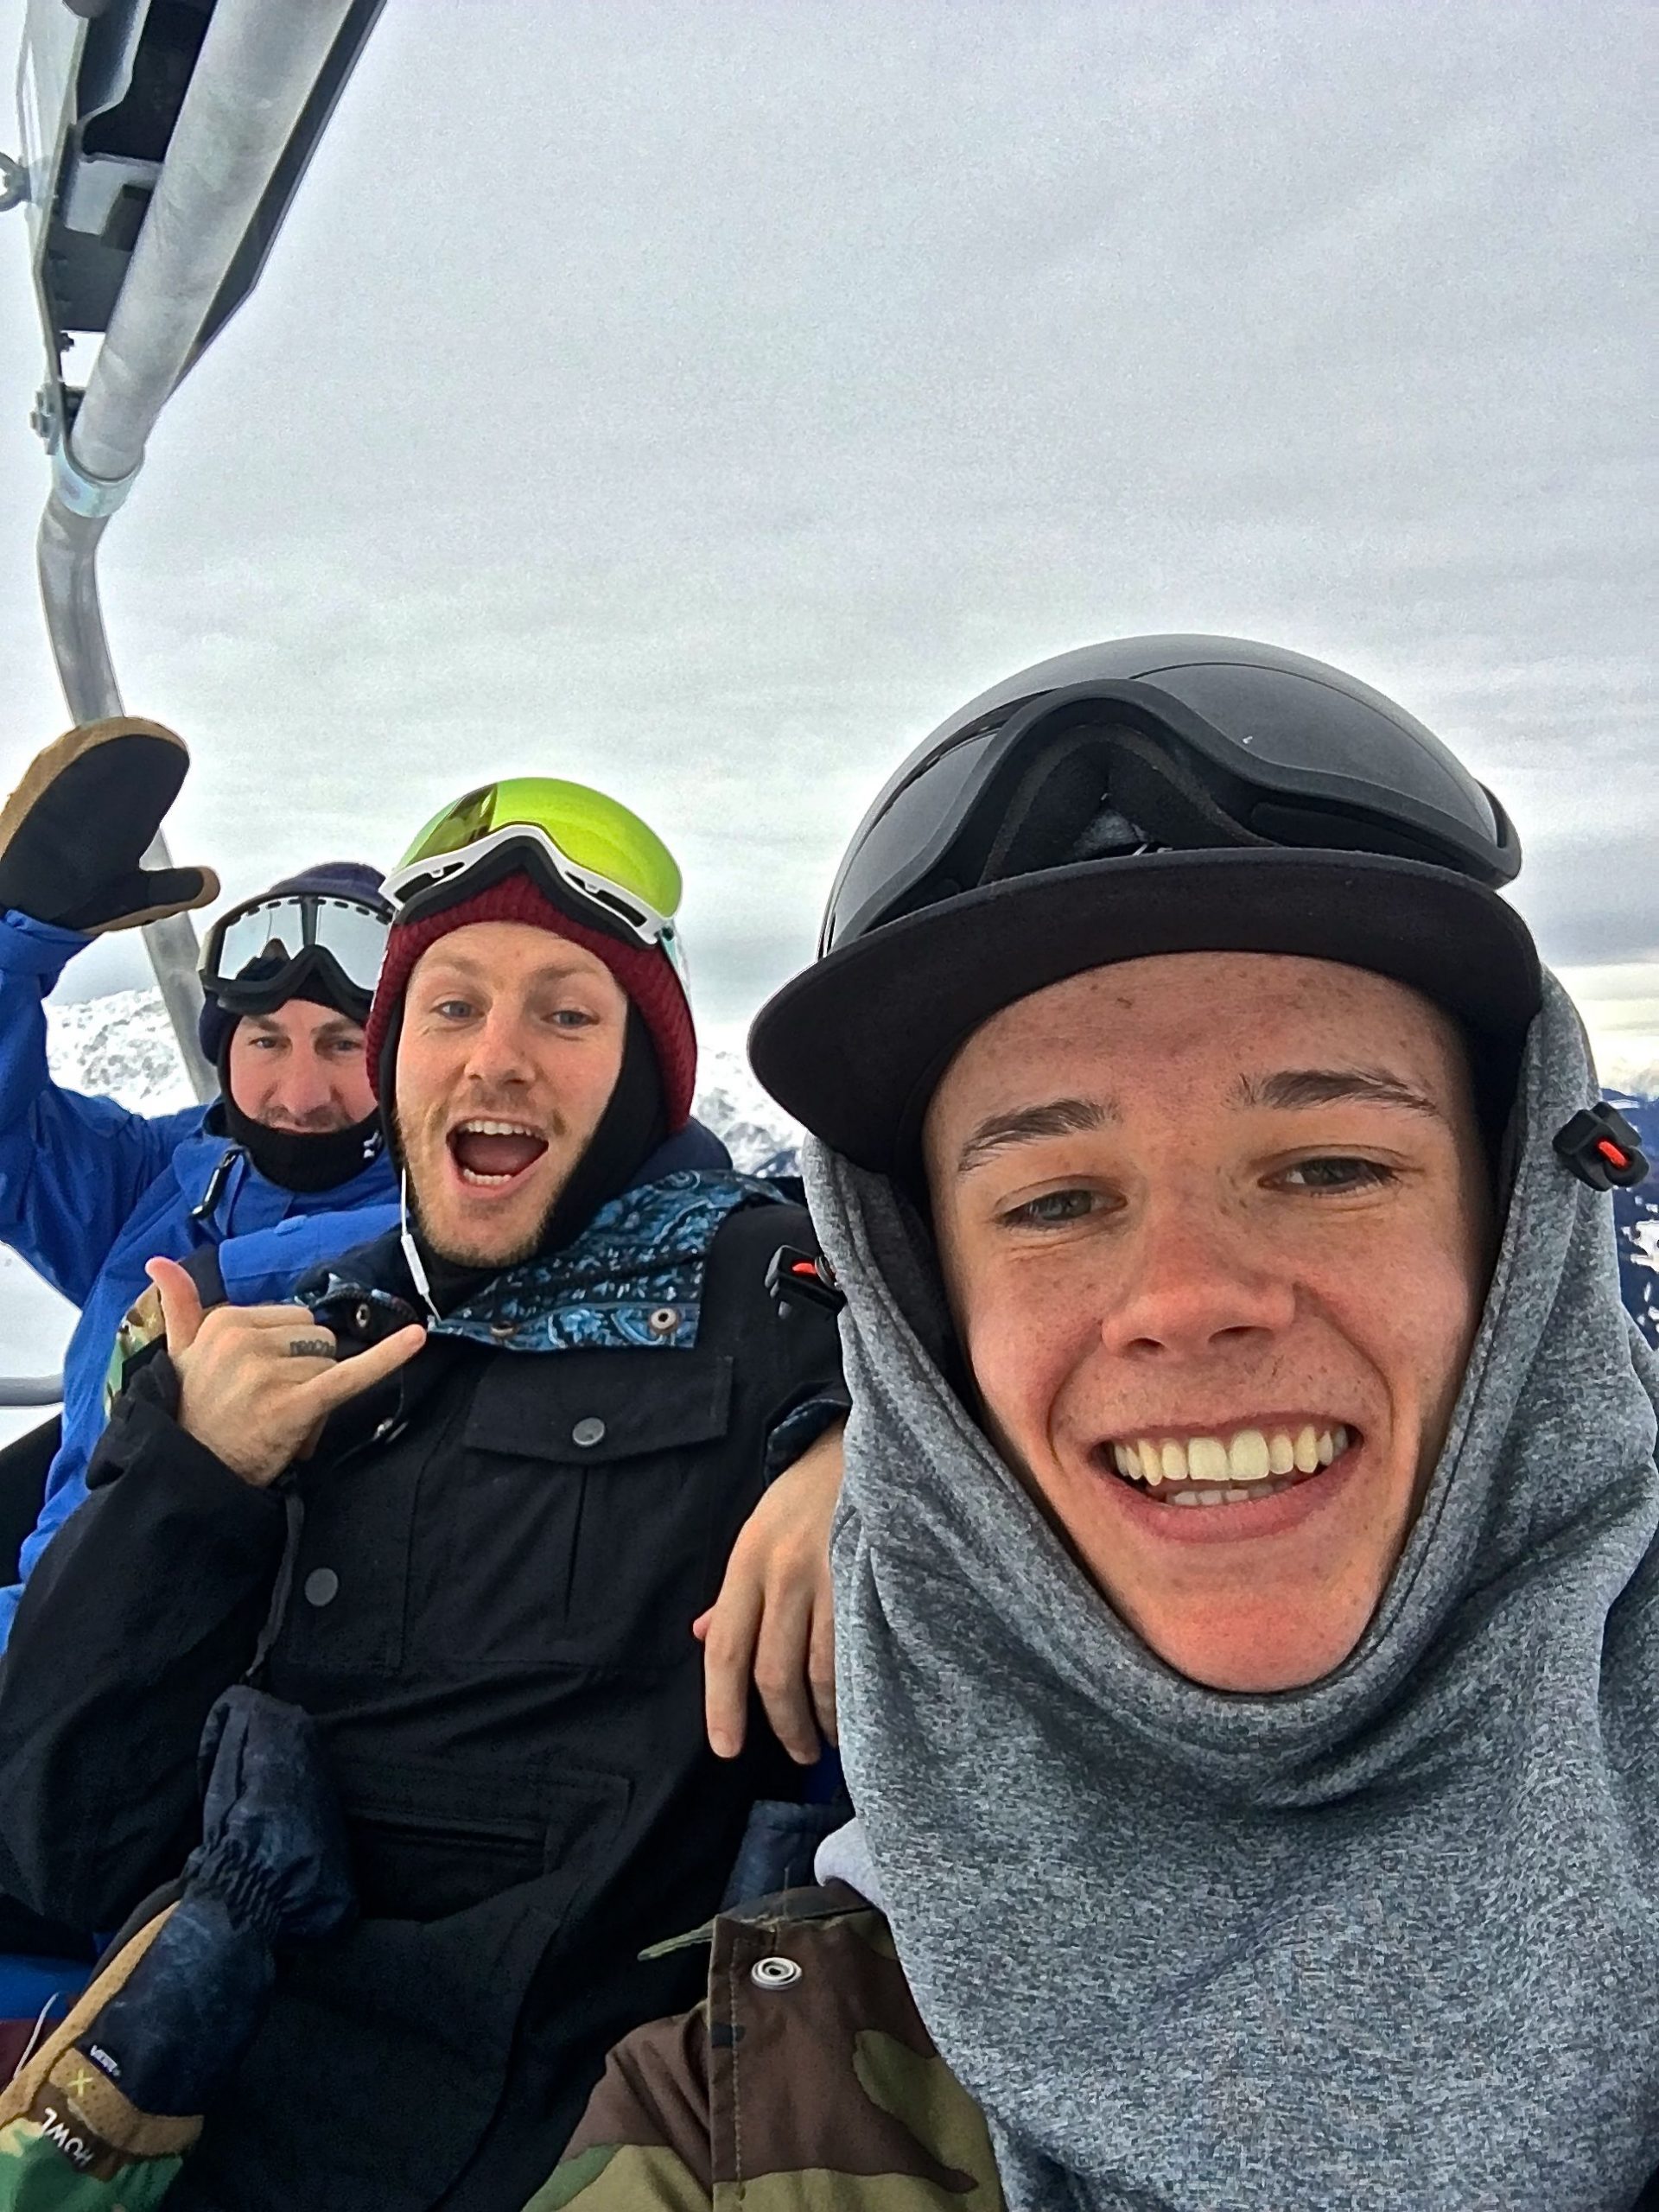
[365,873,696,1129]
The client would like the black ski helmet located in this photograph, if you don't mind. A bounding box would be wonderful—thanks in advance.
[751,634,1542,1172]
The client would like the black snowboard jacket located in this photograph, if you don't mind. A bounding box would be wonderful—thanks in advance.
[0,1133,844,2212]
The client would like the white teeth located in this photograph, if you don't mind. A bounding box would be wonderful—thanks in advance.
[1186,1436,1227,1483]
[457,1120,542,1140]
[1228,1429,1271,1482]
[1110,1421,1357,1502]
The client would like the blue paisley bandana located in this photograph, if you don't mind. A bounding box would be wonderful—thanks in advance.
[431,1170,785,1353]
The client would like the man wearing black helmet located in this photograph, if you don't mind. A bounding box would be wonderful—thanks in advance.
[540,639,1659,2212]
[0,720,399,1651]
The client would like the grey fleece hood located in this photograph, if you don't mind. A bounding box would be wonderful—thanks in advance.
[807,972,1659,2212]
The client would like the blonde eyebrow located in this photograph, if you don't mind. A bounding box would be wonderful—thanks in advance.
[419,952,603,988]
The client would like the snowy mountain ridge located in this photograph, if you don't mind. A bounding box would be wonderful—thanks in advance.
[46,986,804,1174]
[39,988,1659,1348]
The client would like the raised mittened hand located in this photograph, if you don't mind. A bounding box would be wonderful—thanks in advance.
[0,717,219,932]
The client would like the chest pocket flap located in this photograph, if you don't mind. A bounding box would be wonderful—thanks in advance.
[464,1349,734,1465]
[446,1351,741,1668]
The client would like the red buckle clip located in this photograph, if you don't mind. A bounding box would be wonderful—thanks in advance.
[766,1244,843,1318]
[1553,1103,1649,1192]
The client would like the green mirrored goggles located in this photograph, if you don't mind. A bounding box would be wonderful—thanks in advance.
[386,778,685,980]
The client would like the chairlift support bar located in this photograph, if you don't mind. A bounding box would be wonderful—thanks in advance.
[14,0,384,1101]
[0,1375,63,1409]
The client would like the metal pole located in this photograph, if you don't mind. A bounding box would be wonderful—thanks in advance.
[0,1376,64,1409]
[64,0,361,487]
[34,0,364,1101]
[35,504,218,1096]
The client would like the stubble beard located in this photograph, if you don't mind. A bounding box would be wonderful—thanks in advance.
[397,1107,569,1272]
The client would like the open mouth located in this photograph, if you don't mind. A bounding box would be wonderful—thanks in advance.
[446,1119,550,1189]
[1099,1423,1357,1509]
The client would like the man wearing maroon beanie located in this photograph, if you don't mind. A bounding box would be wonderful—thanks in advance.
[0,779,848,2212]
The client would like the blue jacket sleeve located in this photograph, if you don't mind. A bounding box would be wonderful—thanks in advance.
[0,909,201,1308]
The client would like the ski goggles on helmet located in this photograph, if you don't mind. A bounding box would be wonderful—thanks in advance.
[385,778,687,982]
[823,661,1521,956]
[200,888,391,1018]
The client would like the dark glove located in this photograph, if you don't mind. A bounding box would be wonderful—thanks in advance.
[0,716,219,932]
[0,1690,353,2195]
[186,1686,356,1942]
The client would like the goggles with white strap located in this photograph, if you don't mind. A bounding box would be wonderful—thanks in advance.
[385,778,687,984]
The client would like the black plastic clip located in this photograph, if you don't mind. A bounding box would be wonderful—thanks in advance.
[1552,1103,1650,1192]
[766,1244,844,1319]
[308,1276,423,1358]
[190,1143,245,1224]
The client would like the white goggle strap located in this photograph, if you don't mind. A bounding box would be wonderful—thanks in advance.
[386,821,676,951]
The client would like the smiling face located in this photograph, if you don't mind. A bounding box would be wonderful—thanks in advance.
[394,920,629,1268]
[923,951,1493,1693]
[226,1000,375,1130]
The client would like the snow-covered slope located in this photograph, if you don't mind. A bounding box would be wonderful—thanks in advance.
[1607,1092,1659,1350]
[41,987,804,1173]
[45,988,199,1119]
[4,990,1655,1413]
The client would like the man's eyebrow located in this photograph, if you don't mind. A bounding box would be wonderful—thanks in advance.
[956,1096,1116,1177]
[421,950,597,986]
[1233,1067,1443,1117]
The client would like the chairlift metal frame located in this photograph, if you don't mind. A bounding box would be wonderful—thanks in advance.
[0,0,385,1406]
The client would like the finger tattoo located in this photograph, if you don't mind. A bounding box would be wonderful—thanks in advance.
[285,1336,337,1361]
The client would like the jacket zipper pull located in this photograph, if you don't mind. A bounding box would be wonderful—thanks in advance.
[191,1143,245,1225]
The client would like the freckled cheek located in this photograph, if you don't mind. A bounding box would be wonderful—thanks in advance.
[1325,1254,1479,1482]
[1407,1270,1484,1476]
[961,1275,1098,1469]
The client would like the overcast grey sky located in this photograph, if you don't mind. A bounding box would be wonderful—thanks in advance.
[1,1,1653,1062]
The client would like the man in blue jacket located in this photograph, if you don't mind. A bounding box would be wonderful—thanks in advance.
[0,717,398,1649]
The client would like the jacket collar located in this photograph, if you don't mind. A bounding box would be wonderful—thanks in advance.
[302,1125,782,1355]
[171,1108,398,1232]
[433,1166,780,1351]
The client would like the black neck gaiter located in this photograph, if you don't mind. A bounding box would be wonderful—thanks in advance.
[218,1034,386,1195]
